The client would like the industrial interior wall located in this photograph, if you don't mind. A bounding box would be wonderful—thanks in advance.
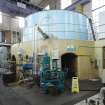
[95,40,105,79]
[0,12,20,31]
[11,39,99,80]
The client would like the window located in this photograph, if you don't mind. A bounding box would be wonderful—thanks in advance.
[44,5,50,10]
[61,0,72,9]
[92,0,105,39]
[18,17,25,28]
[0,12,2,24]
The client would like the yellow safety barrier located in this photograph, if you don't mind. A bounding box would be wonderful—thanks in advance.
[71,77,79,93]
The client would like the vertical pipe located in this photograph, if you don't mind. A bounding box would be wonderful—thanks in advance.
[33,24,37,76]
[88,18,96,41]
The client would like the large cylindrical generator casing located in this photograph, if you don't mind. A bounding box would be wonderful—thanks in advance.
[23,10,91,42]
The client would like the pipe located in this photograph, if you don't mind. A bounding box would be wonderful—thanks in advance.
[88,18,96,41]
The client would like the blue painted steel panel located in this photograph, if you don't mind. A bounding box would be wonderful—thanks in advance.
[24,10,90,41]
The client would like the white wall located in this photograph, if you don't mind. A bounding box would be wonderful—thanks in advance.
[92,1,105,80]
[98,11,105,39]
[95,40,104,79]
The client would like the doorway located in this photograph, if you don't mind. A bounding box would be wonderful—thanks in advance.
[61,53,77,79]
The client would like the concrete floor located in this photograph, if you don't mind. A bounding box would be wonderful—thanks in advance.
[75,93,104,105]
[0,77,103,105]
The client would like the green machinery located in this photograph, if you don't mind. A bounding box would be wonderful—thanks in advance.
[40,53,65,94]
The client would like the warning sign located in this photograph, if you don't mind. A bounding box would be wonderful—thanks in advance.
[72,77,79,93]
